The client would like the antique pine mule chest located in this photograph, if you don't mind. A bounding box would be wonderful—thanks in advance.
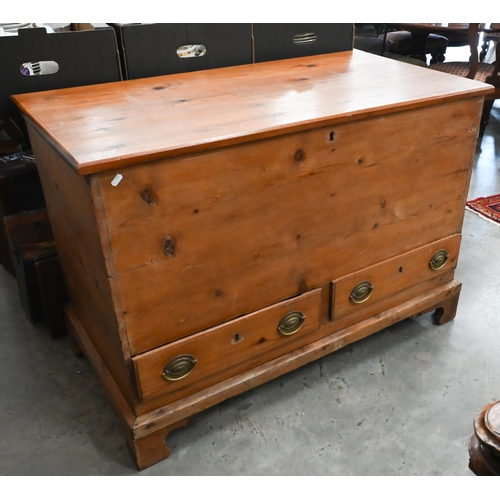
[13,49,493,469]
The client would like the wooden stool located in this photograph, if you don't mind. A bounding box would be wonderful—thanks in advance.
[469,401,500,475]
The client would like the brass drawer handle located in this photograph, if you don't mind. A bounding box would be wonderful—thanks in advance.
[162,354,197,382]
[278,311,305,336]
[429,250,449,271]
[350,281,374,304]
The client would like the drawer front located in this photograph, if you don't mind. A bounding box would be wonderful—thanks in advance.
[331,235,461,325]
[133,289,321,404]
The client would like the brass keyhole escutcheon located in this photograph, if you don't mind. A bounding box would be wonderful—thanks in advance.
[429,250,449,271]
[278,311,305,336]
[350,281,374,304]
[162,354,197,382]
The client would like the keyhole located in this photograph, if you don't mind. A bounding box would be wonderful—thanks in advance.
[329,131,335,142]
[232,333,244,344]
[399,266,404,273]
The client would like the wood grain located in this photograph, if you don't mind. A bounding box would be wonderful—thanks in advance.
[27,124,138,406]
[12,50,493,175]
[99,98,480,354]
[133,288,321,404]
[131,281,461,430]
[65,279,462,466]
[331,234,461,321]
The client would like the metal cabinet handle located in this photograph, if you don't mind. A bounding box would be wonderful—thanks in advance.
[429,250,449,271]
[162,354,197,381]
[350,281,374,304]
[278,311,306,336]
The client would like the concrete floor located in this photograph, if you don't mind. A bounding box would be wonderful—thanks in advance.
[1,100,499,476]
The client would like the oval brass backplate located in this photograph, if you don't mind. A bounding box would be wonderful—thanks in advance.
[162,354,197,382]
[429,250,449,271]
[350,281,374,304]
[278,311,305,336]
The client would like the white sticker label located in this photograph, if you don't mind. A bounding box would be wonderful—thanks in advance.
[111,174,123,186]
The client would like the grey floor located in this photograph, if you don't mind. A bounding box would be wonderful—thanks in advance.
[1,102,500,476]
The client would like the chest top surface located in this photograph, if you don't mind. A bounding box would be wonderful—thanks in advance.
[12,49,493,175]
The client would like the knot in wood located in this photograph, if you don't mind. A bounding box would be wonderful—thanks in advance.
[295,148,305,163]
[163,235,176,257]
[140,187,157,205]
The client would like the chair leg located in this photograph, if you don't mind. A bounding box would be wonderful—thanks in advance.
[480,39,490,62]
[430,52,446,64]
[479,99,495,141]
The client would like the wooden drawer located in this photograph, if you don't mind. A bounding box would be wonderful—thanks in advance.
[331,235,461,326]
[133,288,322,404]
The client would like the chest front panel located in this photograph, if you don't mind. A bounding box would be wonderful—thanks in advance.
[94,98,480,355]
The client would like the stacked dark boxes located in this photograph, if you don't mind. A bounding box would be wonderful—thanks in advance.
[0,25,122,336]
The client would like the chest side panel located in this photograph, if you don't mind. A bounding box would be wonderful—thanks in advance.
[26,124,137,404]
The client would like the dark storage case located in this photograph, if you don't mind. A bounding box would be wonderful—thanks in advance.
[0,25,122,118]
[252,23,354,62]
[110,23,253,79]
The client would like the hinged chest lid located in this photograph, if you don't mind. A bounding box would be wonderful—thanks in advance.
[12,49,493,175]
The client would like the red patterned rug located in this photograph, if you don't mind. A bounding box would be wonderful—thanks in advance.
[466,194,500,225]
